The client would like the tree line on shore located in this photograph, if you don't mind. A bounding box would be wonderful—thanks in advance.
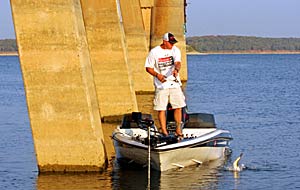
[186,35,300,53]
[2,36,300,53]
[0,39,17,52]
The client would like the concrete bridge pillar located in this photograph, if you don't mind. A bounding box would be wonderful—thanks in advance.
[150,0,188,81]
[10,0,107,172]
[119,0,154,93]
[80,0,139,118]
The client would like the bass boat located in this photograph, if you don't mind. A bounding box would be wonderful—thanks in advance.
[112,109,232,171]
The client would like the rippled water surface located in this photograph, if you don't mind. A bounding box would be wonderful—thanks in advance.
[0,54,300,189]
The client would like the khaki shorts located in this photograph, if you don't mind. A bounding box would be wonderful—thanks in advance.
[154,88,186,110]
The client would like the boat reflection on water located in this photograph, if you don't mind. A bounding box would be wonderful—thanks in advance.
[36,158,229,190]
[115,158,229,189]
[159,159,227,189]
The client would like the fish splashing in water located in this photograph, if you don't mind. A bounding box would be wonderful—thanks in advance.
[232,153,245,171]
[226,153,246,172]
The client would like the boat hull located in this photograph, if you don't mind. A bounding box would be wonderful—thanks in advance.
[113,129,231,171]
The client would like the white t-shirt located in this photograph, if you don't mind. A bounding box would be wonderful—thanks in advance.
[145,45,182,89]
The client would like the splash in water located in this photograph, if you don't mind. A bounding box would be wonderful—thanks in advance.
[225,153,246,172]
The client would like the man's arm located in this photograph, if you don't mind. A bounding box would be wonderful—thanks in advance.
[173,61,181,77]
[146,67,166,83]
[146,67,158,77]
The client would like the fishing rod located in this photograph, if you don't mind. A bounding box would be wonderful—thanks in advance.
[137,118,154,189]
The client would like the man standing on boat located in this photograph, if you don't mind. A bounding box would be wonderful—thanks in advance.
[145,32,186,136]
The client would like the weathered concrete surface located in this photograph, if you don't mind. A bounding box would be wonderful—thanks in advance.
[80,0,139,118]
[119,0,154,93]
[140,0,154,45]
[150,0,188,81]
[10,0,107,172]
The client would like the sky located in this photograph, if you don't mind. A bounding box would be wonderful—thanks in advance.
[0,0,14,39]
[186,0,300,38]
[1,0,300,39]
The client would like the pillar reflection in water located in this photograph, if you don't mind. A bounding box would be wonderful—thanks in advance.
[36,158,227,189]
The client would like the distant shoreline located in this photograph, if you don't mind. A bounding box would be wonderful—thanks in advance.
[0,51,18,56]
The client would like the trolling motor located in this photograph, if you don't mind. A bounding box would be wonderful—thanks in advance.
[130,112,178,147]
[131,112,154,129]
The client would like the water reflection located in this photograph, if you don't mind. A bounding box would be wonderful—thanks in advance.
[158,159,226,189]
[36,158,228,190]
[36,172,112,189]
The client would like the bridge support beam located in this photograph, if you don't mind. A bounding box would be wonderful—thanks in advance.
[150,0,188,81]
[80,0,138,118]
[119,0,154,93]
[11,0,107,172]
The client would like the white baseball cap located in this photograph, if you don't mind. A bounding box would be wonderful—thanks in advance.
[163,32,178,44]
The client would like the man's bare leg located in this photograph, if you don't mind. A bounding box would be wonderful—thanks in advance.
[158,110,168,136]
[174,108,183,136]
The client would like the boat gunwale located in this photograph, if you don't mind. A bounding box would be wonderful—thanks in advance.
[112,130,232,152]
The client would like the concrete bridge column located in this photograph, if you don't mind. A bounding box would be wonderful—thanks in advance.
[150,0,188,81]
[10,0,107,172]
[119,0,154,93]
[80,0,139,119]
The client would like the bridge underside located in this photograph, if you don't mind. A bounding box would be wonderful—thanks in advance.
[10,0,187,172]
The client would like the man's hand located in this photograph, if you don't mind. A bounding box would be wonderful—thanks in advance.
[157,73,166,83]
[172,69,179,77]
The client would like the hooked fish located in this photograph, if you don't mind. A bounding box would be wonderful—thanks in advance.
[232,153,244,172]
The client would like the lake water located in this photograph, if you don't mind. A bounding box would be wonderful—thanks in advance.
[0,54,300,189]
